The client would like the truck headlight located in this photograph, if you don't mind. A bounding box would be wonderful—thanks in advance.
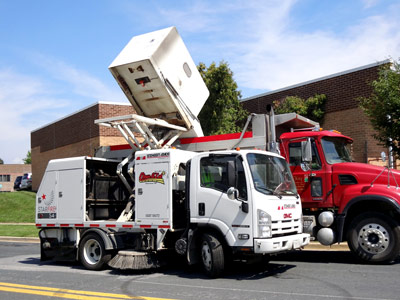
[258,210,272,238]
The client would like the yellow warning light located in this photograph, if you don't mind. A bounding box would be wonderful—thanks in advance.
[236,147,241,151]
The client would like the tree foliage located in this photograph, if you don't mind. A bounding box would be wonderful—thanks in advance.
[273,94,327,122]
[198,61,248,135]
[359,59,400,158]
[23,151,31,164]
[0,158,3,164]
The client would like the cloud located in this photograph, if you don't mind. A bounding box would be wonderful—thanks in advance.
[0,55,127,164]
[0,68,69,163]
[228,1,400,92]
[362,0,380,9]
[132,0,399,96]
[29,54,126,102]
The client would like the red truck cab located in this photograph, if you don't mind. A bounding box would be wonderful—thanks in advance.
[280,129,400,263]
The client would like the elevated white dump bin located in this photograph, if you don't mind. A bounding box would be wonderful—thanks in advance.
[109,27,209,138]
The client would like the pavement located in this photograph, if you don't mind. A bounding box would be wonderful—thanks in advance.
[0,222,350,250]
[0,236,350,250]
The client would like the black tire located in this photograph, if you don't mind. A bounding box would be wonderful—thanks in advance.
[79,233,111,270]
[200,233,225,277]
[347,212,400,263]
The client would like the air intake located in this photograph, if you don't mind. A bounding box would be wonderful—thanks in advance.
[339,175,357,185]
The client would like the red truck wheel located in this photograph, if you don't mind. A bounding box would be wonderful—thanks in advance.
[347,212,400,263]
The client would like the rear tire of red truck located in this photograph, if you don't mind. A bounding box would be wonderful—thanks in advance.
[347,212,400,263]
[200,233,225,277]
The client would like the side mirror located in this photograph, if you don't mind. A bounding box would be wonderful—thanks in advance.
[381,151,386,163]
[227,187,239,200]
[301,138,312,163]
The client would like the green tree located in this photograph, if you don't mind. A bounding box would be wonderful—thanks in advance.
[0,158,3,164]
[23,151,31,164]
[274,94,327,122]
[359,59,400,157]
[198,61,248,135]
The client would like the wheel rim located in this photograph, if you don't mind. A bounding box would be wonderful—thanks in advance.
[83,239,102,265]
[358,223,390,254]
[201,241,212,271]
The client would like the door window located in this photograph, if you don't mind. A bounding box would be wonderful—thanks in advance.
[200,155,247,200]
[289,141,321,170]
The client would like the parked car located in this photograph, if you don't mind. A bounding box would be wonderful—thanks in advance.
[20,173,32,190]
[13,176,22,190]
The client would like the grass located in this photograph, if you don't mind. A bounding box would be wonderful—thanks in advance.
[0,191,37,237]
[0,191,36,223]
[0,224,39,237]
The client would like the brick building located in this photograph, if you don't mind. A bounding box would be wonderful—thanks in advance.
[0,164,31,192]
[31,101,135,191]
[241,60,390,166]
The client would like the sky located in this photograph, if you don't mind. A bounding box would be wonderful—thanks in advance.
[0,0,399,164]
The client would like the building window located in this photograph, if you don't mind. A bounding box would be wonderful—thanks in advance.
[0,175,11,182]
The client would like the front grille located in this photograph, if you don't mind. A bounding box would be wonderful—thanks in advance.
[271,219,300,237]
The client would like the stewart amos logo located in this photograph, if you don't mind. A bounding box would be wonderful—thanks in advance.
[139,171,166,184]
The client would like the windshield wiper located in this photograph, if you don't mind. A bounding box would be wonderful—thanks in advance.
[257,186,282,199]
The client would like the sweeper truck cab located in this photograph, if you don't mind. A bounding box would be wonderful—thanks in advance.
[35,27,309,277]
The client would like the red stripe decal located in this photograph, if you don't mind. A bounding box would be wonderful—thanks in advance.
[158,225,170,229]
[140,225,152,228]
[36,224,41,227]
[47,224,55,227]
[60,224,69,227]
[179,132,253,145]
[122,224,133,228]
[106,224,116,228]
[90,224,100,227]
[110,144,132,151]
[75,224,84,227]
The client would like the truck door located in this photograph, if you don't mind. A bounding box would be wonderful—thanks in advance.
[193,154,252,246]
[288,139,332,208]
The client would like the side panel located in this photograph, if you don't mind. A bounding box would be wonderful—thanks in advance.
[135,162,170,224]
[37,171,58,221]
[57,169,84,222]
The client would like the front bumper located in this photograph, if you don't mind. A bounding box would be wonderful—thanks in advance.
[254,233,310,254]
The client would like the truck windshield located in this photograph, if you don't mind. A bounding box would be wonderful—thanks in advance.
[321,137,352,164]
[247,153,297,197]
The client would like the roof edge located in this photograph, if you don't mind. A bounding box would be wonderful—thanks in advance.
[241,59,391,102]
[31,101,131,133]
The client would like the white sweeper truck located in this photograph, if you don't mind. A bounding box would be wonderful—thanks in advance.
[35,27,309,277]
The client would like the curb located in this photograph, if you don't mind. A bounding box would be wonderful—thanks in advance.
[0,236,40,243]
[304,241,349,251]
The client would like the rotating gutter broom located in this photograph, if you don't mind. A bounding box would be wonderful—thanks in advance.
[108,250,161,270]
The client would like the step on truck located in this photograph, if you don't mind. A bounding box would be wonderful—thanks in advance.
[35,27,309,277]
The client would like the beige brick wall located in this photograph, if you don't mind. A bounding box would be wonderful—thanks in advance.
[0,164,32,192]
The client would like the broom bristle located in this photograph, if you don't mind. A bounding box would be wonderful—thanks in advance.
[108,250,160,270]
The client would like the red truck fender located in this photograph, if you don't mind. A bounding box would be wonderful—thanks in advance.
[336,194,400,242]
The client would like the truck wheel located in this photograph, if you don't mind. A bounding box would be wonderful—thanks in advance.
[200,233,224,277]
[347,212,400,263]
[79,233,111,270]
